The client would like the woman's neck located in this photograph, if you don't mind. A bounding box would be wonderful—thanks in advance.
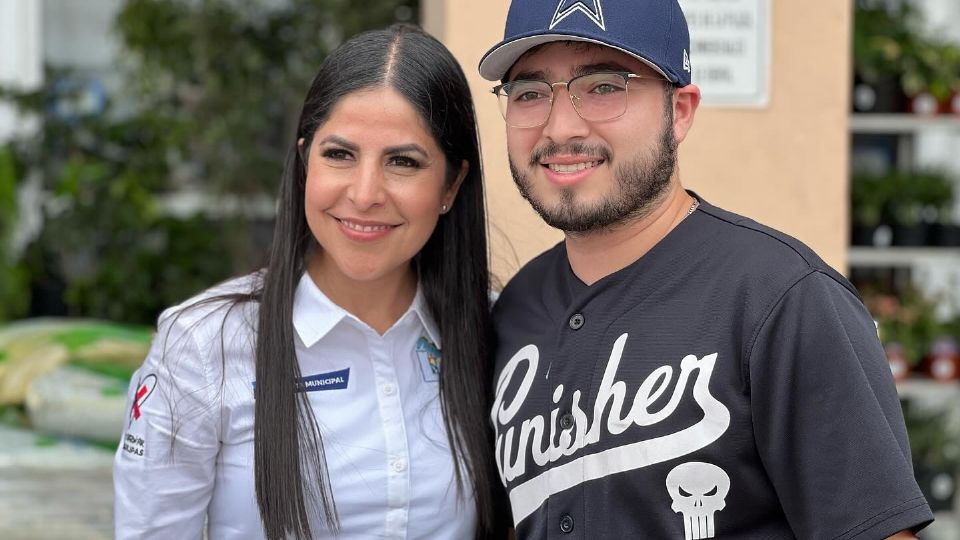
[306,254,418,335]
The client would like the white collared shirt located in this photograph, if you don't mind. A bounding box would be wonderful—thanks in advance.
[114,273,475,539]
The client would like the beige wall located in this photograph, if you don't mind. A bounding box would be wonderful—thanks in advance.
[424,0,852,285]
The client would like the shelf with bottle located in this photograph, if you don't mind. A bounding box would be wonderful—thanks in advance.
[853,15,960,114]
[850,113,960,134]
[849,168,958,248]
[849,246,960,266]
[852,0,960,119]
[897,387,960,521]
[864,284,960,383]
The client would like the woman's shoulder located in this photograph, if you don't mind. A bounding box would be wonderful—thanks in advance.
[157,272,262,337]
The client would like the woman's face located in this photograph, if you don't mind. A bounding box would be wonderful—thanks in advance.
[301,86,464,288]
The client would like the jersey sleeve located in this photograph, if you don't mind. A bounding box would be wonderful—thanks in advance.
[747,271,933,539]
[113,311,221,539]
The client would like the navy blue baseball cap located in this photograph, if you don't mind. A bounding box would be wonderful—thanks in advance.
[479,0,692,86]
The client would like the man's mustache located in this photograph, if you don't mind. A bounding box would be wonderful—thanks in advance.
[529,141,613,168]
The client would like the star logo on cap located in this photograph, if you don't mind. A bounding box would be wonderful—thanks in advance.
[550,0,605,31]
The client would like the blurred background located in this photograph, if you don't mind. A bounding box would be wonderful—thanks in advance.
[1,0,960,538]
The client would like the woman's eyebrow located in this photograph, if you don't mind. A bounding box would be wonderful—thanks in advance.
[317,135,359,152]
[383,143,428,157]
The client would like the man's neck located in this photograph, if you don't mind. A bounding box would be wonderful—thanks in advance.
[565,181,695,286]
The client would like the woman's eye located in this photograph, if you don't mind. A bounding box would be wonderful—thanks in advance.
[322,148,353,160]
[388,156,421,168]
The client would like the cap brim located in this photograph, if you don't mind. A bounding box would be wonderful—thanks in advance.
[478,33,672,82]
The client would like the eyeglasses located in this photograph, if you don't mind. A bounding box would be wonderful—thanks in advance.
[491,71,667,129]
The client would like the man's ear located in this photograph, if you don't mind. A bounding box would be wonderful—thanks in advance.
[672,84,701,144]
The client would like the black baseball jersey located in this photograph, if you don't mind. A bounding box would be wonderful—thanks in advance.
[491,197,933,539]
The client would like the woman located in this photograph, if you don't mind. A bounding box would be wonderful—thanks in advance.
[114,24,499,539]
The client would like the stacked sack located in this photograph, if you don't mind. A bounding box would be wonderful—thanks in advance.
[0,318,152,444]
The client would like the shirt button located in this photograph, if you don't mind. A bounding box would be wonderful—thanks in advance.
[381,383,396,396]
[559,514,574,533]
[391,458,407,473]
[568,313,585,330]
[559,413,575,430]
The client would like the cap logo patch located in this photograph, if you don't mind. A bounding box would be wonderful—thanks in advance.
[550,0,605,31]
[683,49,691,73]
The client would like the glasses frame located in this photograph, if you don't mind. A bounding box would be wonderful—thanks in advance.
[491,71,667,128]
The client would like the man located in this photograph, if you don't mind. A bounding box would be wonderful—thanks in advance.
[478,1,933,538]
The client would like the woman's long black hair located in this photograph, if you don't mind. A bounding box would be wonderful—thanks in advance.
[252,24,497,539]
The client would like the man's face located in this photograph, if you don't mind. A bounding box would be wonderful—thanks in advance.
[505,42,679,233]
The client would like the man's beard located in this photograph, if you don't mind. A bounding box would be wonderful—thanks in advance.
[508,110,678,234]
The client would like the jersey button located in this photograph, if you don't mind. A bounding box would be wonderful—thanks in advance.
[559,413,575,430]
[568,313,585,330]
[559,514,574,533]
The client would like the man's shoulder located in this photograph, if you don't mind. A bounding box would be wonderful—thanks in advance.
[696,201,845,282]
[493,242,566,314]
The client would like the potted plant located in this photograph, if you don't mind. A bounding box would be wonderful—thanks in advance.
[854,0,960,114]
[920,336,960,382]
[867,287,946,371]
[850,171,891,246]
[900,38,960,115]
[901,400,960,512]
[852,0,914,113]
[888,169,953,246]
[926,170,960,247]
[850,168,952,246]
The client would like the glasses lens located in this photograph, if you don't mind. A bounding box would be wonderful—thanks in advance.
[570,73,629,122]
[499,80,553,128]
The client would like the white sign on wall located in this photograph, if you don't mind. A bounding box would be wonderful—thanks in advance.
[678,0,770,108]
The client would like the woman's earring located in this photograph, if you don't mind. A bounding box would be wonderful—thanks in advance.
[440,204,448,214]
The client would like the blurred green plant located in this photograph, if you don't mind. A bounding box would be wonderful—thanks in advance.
[901,400,960,492]
[867,287,947,365]
[854,0,960,101]
[0,0,417,325]
[0,146,30,321]
[853,0,921,83]
[850,168,954,226]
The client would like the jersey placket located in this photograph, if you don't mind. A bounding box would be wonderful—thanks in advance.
[366,328,411,540]
[546,302,589,539]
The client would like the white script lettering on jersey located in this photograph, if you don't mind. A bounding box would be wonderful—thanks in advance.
[491,333,731,524]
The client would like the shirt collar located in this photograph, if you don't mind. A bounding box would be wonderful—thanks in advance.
[292,273,441,348]
[410,287,442,348]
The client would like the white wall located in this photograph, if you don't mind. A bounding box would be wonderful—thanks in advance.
[916,0,960,41]
[0,1,43,142]
[42,0,123,71]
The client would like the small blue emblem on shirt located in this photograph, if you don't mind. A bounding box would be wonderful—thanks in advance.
[415,337,441,382]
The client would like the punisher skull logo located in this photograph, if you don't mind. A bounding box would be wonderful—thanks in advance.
[666,461,730,540]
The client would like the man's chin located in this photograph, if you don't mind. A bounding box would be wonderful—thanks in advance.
[528,201,610,234]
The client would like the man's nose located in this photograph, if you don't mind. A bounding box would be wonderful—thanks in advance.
[541,84,590,143]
